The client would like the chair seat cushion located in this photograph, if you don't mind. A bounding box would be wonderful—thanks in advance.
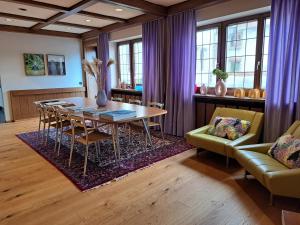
[236,150,288,184]
[186,133,231,155]
[268,134,300,169]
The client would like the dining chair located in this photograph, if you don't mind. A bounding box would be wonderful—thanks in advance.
[68,115,117,176]
[111,97,124,102]
[41,105,59,145]
[128,99,142,105]
[129,102,165,143]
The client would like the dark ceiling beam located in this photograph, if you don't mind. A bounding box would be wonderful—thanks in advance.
[81,14,159,39]
[0,24,80,38]
[0,12,97,30]
[167,0,231,14]
[97,0,167,16]
[30,0,100,30]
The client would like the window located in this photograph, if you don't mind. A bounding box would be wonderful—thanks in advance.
[117,39,142,88]
[225,20,258,88]
[118,44,131,85]
[195,13,270,90]
[196,27,219,87]
[261,18,270,89]
[133,42,143,85]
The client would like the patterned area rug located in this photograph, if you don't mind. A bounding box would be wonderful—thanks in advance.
[17,127,192,191]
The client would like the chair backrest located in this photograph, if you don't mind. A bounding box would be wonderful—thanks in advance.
[111,97,124,102]
[210,107,264,134]
[148,102,164,109]
[129,99,142,105]
[285,121,300,138]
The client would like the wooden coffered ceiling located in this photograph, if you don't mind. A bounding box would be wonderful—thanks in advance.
[0,0,229,39]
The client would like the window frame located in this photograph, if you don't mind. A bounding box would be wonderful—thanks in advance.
[116,38,142,89]
[196,12,270,90]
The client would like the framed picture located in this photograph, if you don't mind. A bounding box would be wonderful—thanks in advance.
[47,54,66,76]
[23,53,45,76]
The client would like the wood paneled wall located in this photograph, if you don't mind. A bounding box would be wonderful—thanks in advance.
[111,88,142,102]
[195,94,265,128]
[10,87,86,121]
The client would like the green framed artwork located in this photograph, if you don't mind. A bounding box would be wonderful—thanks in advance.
[23,53,45,76]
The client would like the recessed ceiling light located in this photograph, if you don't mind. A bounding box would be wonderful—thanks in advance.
[18,8,27,11]
[5,18,13,22]
[115,8,123,12]
[85,19,91,22]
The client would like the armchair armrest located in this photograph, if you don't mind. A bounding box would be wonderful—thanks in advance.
[235,143,273,154]
[185,125,210,137]
[228,133,256,147]
[264,168,300,197]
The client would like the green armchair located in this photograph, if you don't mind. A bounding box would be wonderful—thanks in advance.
[235,121,300,202]
[185,107,264,167]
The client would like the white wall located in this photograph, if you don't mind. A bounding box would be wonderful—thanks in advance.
[0,31,83,121]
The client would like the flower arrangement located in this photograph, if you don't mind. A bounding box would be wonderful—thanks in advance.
[212,68,228,81]
[82,58,114,91]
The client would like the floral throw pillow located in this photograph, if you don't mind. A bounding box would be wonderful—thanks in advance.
[207,116,251,140]
[268,134,300,169]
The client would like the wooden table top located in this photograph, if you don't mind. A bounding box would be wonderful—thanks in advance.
[282,210,300,225]
[35,97,167,123]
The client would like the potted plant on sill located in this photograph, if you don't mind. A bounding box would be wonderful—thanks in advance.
[213,68,228,97]
[83,58,114,107]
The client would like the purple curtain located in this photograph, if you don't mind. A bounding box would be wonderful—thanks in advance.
[264,0,300,142]
[142,18,165,104]
[164,10,196,136]
[97,32,111,98]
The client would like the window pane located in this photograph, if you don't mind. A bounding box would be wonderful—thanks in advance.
[133,41,143,85]
[196,27,219,87]
[261,18,270,89]
[225,20,258,88]
[118,44,131,85]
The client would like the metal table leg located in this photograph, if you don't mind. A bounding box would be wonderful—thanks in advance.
[142,119,153,149]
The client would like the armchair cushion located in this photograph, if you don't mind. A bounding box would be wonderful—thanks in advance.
[208,116,251,140]
[268,134,300,169]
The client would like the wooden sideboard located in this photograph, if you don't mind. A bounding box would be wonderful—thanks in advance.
[111,88,142,102]
[10,87,86,121]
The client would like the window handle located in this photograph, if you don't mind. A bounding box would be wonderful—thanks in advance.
[256,61,261,70]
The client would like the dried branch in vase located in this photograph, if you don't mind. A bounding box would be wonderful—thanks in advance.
[82,58,114,91]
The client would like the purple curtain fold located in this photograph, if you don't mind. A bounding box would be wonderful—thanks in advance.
[142,18,165,104]
[97,32,111,98]
[264,0,300,142]
[164,10,196,136]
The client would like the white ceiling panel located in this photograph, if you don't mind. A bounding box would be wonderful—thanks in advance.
[0,1,57,19]
[84,2,143,19]
[34,0,82,8]
[146,0,187,6]
[0,17,37,27]
[60,14,114,28]
[43,24,91,34]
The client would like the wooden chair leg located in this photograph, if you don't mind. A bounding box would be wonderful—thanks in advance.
[83,144,89,176]
[45,122,50,146]
[38,120,41,138]
[226,156,230,168]
[42,122,46,143]
[54,125,59,152]
[111,127,118,162]
[68,136,75,167]
[269,193,274,206]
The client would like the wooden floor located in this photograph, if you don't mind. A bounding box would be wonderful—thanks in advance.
[1,118,299,225]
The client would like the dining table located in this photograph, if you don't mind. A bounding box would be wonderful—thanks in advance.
[34,97,168,159]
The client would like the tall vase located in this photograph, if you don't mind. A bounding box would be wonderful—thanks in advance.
[215,79,227,96]
[96,89,107,107]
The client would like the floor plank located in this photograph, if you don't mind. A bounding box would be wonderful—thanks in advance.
[0,118,299,225]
